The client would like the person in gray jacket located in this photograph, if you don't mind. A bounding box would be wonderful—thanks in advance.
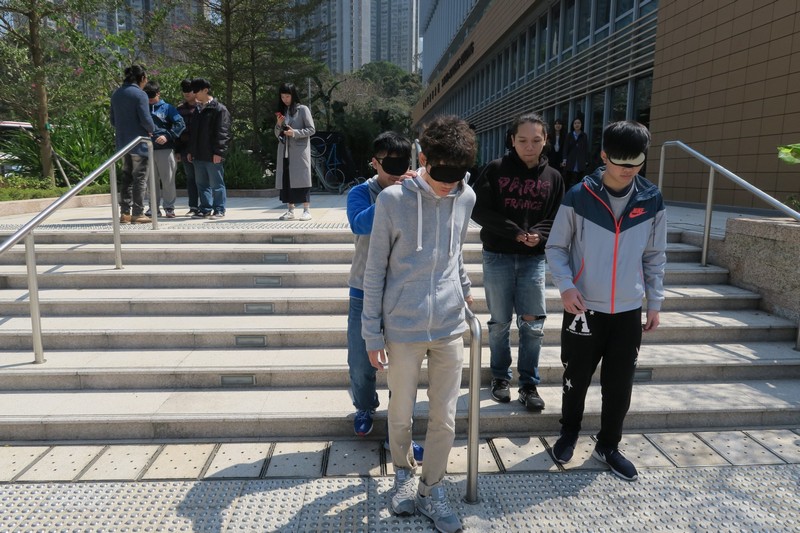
[362,115,476,533]
[275,83,315,221]
[545,120,667,482]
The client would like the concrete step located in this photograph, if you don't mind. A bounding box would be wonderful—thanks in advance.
[0,262,730,289]
[0,241,702,265]
[0,285,761,316]
[2,379,798,440]
[1,342,797,391]
[0,310,794,350]
[0,227,693,246]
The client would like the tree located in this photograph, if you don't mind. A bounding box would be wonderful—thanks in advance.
[171,0,323,154]
[0,0,117,185]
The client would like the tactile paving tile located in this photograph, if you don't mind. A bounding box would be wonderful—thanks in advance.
[265,441,327,478]
[747,428,800,463]
[646,433,730,467]
[326,440,382,477]
[16,445,104,482]
[225,478,308,531]
[203,442,272,479]
[291,477,369,532]
[446,439,501,473]
[0,446,49,482]
[492,436,559,472]
[697,431,785,466]
[619,434,674,468]
[140,444,215,480]
[543,435,605,471]
[0,483,55,532]
[79,445,160,481]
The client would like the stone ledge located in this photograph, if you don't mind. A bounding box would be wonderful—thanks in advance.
[709,217,800,323]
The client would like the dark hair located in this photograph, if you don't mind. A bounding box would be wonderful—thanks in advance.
[143,81,159,99]
[190,77,211,93]
[278,83,301,115]
[509,113,548,137]
[602,121,651,160]
[373,131,412,159]
[123,65,147,85]
[180,78,193,93]
[419,115,477,167]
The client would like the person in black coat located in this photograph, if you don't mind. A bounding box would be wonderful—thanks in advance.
[562,117,589,190]
[548,118,565,173]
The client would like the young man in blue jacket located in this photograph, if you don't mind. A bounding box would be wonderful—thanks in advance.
[363,116,477,533]
[545,121,667,482]
[144,81,186,218]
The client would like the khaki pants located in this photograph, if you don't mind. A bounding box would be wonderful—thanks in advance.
[386,334,463,496]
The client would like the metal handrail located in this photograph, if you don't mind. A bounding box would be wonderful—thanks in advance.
[657,140,800,266]
[464,306,482,504]
[0,136,157,363]
[657,140,800,351]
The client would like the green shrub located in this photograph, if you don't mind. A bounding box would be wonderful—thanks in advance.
[0,179,108,201]
[224,143,271,189]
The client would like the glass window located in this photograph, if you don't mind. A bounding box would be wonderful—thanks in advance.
[595,0,611,40]
[590,91,605,171]
[634,74,652,128]
[549,4,560,66]
[611,82,628,121]
[640,0,658,16]
[537,16,548,73]
[577,0,591,51]
[616,0,634,28]
[527,25,536,74]
[562,0,575,61]
[510,43,517,86]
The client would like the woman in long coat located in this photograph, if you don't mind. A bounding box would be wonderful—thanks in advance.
[275,83,316,220]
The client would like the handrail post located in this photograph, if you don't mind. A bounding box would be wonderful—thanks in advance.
[24,234,45,364]
[657,144,666,191]
[702,167,715,267]
[109,162,124,269]
[147,140,159,230]
[464,306,482,504]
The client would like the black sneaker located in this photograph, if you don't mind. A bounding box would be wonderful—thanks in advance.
[593,443,638,481]
[490,378,511,403]
[518,384,545,411]
[552,432,579,464]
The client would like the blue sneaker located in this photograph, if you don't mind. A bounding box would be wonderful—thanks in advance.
[384,437,424,464]
[353,409,374,436]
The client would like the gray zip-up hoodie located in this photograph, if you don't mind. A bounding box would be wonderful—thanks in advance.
[361,175,476,352]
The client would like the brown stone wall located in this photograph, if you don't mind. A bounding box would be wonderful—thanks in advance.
[649,0,800,209]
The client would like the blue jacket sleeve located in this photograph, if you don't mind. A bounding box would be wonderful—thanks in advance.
[167,103,186,142]
[137,92,155,134]
[347,184,375,235]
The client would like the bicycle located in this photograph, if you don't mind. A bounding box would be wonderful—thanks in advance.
[310,133,358,194]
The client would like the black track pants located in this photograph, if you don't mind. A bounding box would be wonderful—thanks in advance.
[558,308,642,448]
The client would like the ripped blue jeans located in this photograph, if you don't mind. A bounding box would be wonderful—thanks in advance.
[482,251,547,387]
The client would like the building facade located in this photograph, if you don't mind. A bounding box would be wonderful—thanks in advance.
[413,0,800,210]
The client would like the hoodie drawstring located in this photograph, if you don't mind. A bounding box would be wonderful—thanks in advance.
[415,188,423,252]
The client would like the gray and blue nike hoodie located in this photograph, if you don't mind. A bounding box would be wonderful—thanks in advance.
[361,174,476,352]
[545,169,667,314]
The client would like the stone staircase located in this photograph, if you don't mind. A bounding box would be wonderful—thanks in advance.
[0,222,798,441]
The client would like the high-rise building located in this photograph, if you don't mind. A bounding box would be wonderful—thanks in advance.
[413,0,800,209]
[301,0,419,74]
[370,0,419,73]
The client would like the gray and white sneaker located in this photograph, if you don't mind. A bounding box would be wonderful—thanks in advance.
[416,485,462,533]
[278,210,295,220]
[391,467,417,516]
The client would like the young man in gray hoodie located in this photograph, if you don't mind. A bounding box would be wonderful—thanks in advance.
[362,115,477,533]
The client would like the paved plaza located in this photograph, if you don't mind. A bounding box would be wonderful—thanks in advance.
[1,194,798,531]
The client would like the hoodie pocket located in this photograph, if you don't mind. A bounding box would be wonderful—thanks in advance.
[430,279,466,330]
[386,281,428,330]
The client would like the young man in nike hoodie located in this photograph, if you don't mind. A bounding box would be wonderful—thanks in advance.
[545,120,667,482]
[362,115,476,533]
